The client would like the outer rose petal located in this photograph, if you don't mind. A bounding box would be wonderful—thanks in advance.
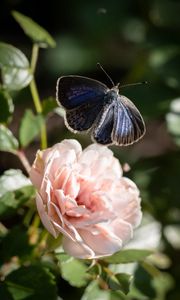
[63,236,95,259]
[30,139,142,259]
[36,193,57,238]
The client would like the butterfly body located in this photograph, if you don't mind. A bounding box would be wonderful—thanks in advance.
[56,75,145,146]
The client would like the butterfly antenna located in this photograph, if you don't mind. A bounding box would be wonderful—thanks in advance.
[97,63,115,87]
[119,81,148,89]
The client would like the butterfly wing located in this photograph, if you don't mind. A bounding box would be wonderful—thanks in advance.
[92,103,115,145]
[65,100,105,132]
[56,75,108,109]
[112,95,145,145]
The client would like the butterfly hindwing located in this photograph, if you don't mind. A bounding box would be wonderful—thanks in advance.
[56,76,108,109]
[112,95,145,145]
[92,103,114,145]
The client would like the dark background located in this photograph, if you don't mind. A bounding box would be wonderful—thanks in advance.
[0,0,180,299]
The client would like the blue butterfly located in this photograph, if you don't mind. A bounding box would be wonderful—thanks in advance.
[56,74,145,146]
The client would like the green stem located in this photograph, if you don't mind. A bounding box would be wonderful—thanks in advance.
[31,44,39,74]
[30,79,42,114]
[30,44,47,149]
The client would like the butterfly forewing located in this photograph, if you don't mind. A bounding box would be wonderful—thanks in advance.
[56,76,108,109]
[112,95,145,145]
[65,100,105,132]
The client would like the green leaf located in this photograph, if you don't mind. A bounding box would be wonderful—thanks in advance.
[4,265,57,300]
[0,90,14,123]
[103,249,153,264]
[19,109,44,147]
[45,234,62,252]
[0,42,32,90]
[133,265,156,298]
[81,281,110,300]
[0,169,34,218]
[42,97,57,116]
[108,273,132,294]
[0,226,34,265]
[56,252,71,263]
[0,125,19,152]
[166,98,180,146]
[12,11,56,48]
[0,185,35,219]
[58,256,88,287]
[6,282,34,300]
[0,169,31,197]
[153,272,174,299]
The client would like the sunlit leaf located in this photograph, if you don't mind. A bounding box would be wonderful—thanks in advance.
[12,11,56,48]
[103,249,153,264]
[58,256,88,287]
[0,169,31,197]
[81,281,110,300]
[19,109,44,147]
[0,42,32,90]
[0,125,19,152]
[0,90,14,124]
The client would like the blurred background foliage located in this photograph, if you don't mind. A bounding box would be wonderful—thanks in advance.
[0,0,180,299]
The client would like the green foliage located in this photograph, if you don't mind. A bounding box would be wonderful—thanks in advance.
[133,265,156,298]
[0,125,19,152]
[57,254,88,287]
[81,281,110,300]
[0,185,35,219]
[0,43,32,90]
[166,98,180,146]
[12,11,56,48]
[42,97,57,116]
[0,90,14,123]
[0,265,57,300]
[0,226,34,265]
[19,110,44,147]
[0,169,31,196]
[107,273,132,294]
[0,169,35,218]
[103,249,153,264]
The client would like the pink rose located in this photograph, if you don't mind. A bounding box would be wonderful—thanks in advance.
[30,139,142,259]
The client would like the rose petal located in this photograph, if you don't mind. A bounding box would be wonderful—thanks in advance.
[30,139,142,258]
[63,236,95,259]
[76,226,123,257]
[36,193,57,238]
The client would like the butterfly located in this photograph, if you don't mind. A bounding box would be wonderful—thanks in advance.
[56,73,146,146]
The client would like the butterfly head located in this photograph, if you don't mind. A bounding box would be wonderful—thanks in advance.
[110,84,120,95]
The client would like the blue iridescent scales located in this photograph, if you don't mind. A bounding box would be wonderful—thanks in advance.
[56,75,145,146]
